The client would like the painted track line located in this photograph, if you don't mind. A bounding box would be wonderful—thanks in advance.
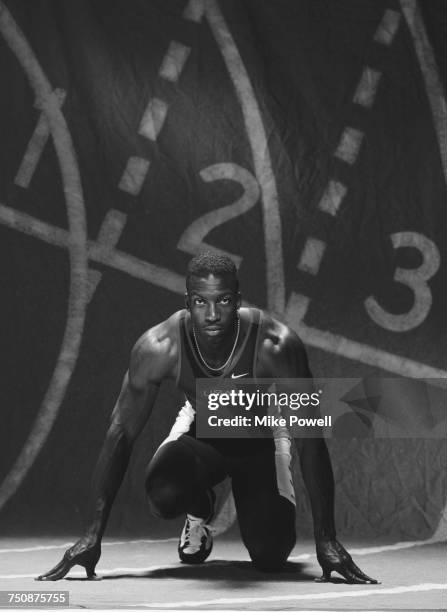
[131,583,447,608]
[0,538,177,554]
[0,560,234,580]
[2,534,443,557]
[1,203,446,379]
[14,88,66,188]
[400,0,447,188]
[294,8,401,322]
[400,0,447,541]
[289,536,447,562]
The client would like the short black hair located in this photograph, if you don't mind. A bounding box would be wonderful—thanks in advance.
[186,251,239,291]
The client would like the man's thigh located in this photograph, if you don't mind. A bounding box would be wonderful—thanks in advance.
[145,435,228,514]
[231,450,296,570]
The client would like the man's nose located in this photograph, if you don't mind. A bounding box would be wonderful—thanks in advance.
[205,303,220,321]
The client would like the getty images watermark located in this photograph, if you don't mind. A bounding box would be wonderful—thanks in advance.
[195,378,447,439]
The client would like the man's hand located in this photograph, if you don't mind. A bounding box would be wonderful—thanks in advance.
[36,536,101,581]
[315,538,378,584]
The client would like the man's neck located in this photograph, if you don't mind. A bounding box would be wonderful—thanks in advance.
[192,320,239,369]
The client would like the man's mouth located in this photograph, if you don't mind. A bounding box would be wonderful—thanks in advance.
[204,326,223,334]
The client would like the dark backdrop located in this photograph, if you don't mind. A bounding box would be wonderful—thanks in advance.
[1,0,447,540]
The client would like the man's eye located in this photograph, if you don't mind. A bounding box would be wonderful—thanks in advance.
[220,297,231,304]
[194,298,205,305]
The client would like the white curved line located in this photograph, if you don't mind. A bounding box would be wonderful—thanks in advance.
[400,0,447,186]
[399,0,447,541]
[0,538,178,554]
[131,583,447,608]
[0,3,88,509]
[205,0,285,313]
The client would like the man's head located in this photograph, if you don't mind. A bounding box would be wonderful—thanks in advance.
[186,251,239,293]
[185,251,241,341]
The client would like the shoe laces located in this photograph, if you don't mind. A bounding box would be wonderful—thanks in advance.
[181,515,209,549]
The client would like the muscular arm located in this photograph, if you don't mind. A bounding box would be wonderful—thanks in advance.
[84,372,159,541]
[271,333,336,540]
[263,321,377,584]
[296,437,336,540]
[37,328,174,581]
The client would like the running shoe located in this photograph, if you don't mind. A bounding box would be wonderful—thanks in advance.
[178,491,214,564]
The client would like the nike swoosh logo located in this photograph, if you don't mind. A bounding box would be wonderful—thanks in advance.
[231,373,249,378]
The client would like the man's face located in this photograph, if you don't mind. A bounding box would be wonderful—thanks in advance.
[186,273,241,341]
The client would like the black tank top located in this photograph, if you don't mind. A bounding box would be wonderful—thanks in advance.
[176,308,274,456]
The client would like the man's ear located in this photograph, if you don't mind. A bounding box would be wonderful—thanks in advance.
[184,292,190,310]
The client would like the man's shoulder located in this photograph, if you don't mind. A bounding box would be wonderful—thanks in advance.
[253,308,310,377]
[256,309,305,356]
[129,310,185,384]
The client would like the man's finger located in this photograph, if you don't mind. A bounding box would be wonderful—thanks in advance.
[345,559,379,584]
[35,559,71,581]
[338,562,379,584]
[337,565,368,584]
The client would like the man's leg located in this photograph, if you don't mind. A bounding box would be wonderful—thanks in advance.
[145,435,228,564]
[145,435,227,519]
[231,450,296,571]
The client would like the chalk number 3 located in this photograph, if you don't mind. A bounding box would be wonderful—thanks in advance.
[365,232,440,332]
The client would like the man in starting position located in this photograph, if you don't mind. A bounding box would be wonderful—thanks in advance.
[38,252,377,584]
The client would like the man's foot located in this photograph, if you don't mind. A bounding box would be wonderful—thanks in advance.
[178,491,214,564]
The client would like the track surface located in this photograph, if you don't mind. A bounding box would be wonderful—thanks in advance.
[0,537,445,609]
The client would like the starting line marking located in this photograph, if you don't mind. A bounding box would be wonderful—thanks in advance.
[0,560,234,581]
[1,540,445,580]
[1,535,444,557]
[131,583,447,607]
[1,202,446,379]
[0,538,177,554]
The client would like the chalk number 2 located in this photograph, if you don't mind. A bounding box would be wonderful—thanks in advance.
[177,163,260,267]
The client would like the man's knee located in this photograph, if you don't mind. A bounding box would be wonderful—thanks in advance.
[248,535,295,572]
[146,477,186,519]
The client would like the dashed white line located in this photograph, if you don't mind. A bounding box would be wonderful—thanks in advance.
[138,97,168,141]
[374,9,402,46]
[159,41,191,83]
[317,180,347,216]
[118,156,151,195]
[95,209,128,248]
[334,126,364,165]
[182,0,205,23]
[118,1,202,196]
[295,7,402,326]
[87,209,128,301]
[297,238,326,275]
[353,67,382,108]
[285,293,311,325]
